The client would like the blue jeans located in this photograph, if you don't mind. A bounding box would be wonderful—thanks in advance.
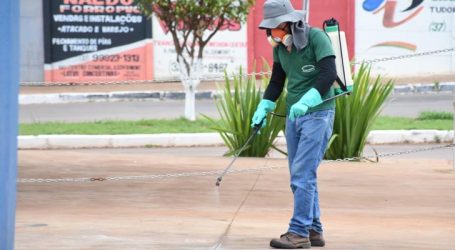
[285,109,335,237]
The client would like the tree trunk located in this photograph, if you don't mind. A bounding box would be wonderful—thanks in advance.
[183,83,196,121]
[178,58,202,121]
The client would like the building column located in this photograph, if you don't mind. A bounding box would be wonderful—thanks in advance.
[0,0,20,249]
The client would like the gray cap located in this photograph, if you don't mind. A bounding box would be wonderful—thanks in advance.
[259,0,306,29]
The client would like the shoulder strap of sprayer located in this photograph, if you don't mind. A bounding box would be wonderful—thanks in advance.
[323,18,348,92]
[335,76,348,91]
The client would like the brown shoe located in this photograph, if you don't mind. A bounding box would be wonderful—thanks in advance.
[309,229,325,247]
[270,232,311,249]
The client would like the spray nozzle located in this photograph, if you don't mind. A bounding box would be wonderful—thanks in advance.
[323,18,339,32]
[324,18,339,27]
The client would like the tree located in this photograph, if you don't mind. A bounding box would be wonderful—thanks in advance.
[135,0,254,120]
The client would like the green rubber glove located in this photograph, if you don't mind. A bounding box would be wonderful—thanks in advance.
[334,87,343,95]
[334,85,354,95]
[251,99,276,128]
[289,88,323,121]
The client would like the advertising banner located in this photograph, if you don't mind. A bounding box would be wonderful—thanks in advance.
[43,0,153,82]
[355,0,455,77]
[151,15,248,80]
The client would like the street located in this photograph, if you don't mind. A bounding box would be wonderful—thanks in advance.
[19,93,454,123]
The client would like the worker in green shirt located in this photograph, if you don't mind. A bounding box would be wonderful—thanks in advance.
[252,0,337,248]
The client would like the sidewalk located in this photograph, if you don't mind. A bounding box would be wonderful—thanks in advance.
[16,149,455,249]
[19,81,220,104]
[20,81,215,95]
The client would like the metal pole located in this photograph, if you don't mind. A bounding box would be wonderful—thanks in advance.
[216,123,262,186]
[0,0,19,249]
[304,0,310,23]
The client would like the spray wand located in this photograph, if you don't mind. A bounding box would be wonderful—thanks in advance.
[215,120,263,186]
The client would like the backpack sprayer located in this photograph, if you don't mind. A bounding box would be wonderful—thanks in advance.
[323,18,354,94]
[215,18,353,186]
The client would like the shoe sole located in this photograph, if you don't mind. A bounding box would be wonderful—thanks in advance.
[310,239,325,247]
[270,239,311,249]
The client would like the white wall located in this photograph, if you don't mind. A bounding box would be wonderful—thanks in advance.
[355,1,455,78]
[151,15,248,80]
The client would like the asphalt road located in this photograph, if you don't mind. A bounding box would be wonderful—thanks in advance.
[20,93,454,123]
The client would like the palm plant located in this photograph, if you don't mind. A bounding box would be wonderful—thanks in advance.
[203,68,286,157]
[325,63,394,160]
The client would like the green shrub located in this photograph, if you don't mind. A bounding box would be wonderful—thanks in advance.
[325,63,394,160]
[417,111,453,120]
[203,68,287,157]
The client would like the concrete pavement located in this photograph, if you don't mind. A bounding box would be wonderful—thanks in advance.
[16,149,455,249]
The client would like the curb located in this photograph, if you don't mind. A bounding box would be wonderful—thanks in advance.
[19,82,455,105]
[19,90,216,105]
[393,82,455,94]
[18,130,454,149]
[18,133,224,149]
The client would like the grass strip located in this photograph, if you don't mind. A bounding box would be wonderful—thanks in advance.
[20,116,452,135]
[372,116,451,130]
[20,118,218,135]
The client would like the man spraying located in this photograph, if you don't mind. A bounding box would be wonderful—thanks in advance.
[252,0,338,248]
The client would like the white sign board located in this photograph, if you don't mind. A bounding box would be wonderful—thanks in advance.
[151,15,248,80]
[355,0,455,77]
